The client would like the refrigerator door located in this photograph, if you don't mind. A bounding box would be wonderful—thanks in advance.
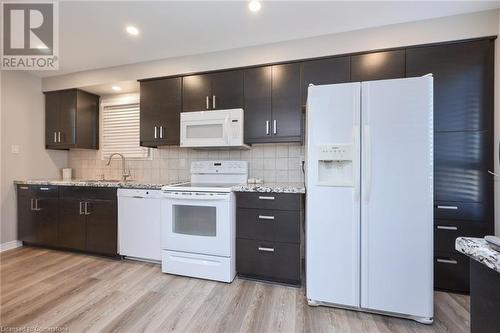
[306,83,361,307]
[360,76,433,319]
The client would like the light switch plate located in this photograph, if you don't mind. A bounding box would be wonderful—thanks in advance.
[11,145,19,154]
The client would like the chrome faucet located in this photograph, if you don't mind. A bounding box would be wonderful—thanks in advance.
[106,153,131,181]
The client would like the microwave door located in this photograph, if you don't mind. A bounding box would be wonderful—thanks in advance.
[181,119,228,147]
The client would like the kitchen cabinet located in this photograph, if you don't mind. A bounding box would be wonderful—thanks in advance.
[17,185,59,247]
[406,39,495,294]
[182,70,243,112]
[236,192,304,285]
[85,199,117,256]
[244,64,302,143]
[140,77,182,147]
[45,89,99,150]
[59,198,86,250]
[301,56,351,105]
[351,50,405,82]
[406,40,494,132]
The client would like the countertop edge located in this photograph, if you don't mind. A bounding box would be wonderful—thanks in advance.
[455,237,500,274]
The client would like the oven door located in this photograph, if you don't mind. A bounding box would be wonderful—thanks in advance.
[180,118,230,147]
[161,192,232,257]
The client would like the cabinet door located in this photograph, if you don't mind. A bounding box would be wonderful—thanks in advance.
[17,189,36,244]
[58,89,77,146]
[182,74,211,112]
[140,78,182,146]
[351,50,405,82]
[35,197,59,247]
[434,131,492,204]
[243,66,272,142]
[59,198,86,250]
[271,63,303,141]
[75,91,99,149]
[45,92,60,147]
[406,40,494,132]
[301,56,350,105]
[211,70,244,110]
[85,199,117,256]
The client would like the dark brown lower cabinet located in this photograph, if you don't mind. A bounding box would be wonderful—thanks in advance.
[17,185,118,257]
[85,199,117,256]
[236,192,304,286]
[469,259,500,333]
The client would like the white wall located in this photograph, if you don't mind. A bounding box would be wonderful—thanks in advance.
[42,10,499,91]
[1,72,68,245]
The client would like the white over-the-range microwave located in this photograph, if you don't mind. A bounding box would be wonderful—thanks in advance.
[180,108,249,149]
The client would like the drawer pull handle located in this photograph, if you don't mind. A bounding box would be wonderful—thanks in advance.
[436,205,458,210]
[19,186,29,190]
[258,196,275,200]
[437,258,457,265]
[39,187,50,191]
[258,215,275,220]
[437,226,458,231]
[258,247,275,252]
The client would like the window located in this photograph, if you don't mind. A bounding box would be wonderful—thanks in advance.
[101,102,150,159]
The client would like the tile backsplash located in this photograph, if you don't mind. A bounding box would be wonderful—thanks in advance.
[69,143,305,184]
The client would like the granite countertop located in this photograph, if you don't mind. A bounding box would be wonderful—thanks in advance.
[231,182,305,194]
[15,180,306,193]
[14,179,185,190]
[456,237,500,274]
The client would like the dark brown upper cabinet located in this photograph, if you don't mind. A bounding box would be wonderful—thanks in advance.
[406,40,494,132]
[45,89,99,150]
[182,70,243,112]
[301,56,351,106]
[351,50,405,82]
[140,77,182,147]
[244,63,302,143]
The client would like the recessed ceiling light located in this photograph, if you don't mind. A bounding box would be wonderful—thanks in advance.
[248,0,261,13]
[126,25,139,36]
[112,86,122,92]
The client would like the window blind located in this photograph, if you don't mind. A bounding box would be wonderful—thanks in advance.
[101,103,149,159]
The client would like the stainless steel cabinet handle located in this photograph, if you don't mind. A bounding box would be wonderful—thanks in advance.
[84,202,91,215]
[206,96,209,109]
[436,258,457,265]
[258,196,275,200]
[212,95,216,109]
[154,126,158,139]
[436,205,458,210]
[58,131,61,143]
[437,226,458,231]
[258,215,275,220]
[79,201,84,215]
[258,247,275,252]
[159,126,163,139]
[33,199,41,211]
[273,120,277,135]
[30,199,34,211]
[266,121,270,135]
[40,187,50,191]
[54,132,57,143]
[19,186,29,190]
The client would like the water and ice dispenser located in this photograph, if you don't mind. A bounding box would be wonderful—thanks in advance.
[316,144,354,186]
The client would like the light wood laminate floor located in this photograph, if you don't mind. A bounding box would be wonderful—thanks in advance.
[0,247,470,333]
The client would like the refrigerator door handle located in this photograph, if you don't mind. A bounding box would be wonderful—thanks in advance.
[363,125,371,203]
[353,125,360,202]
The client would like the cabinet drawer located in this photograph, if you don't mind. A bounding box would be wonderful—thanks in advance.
[60,186,117,200]
[434,220,489,253]
[17,185,33,197]
[434,201,489,221]
[236,238,300,284]
[237,209,300,243]
[17,185,59,197]
[236,192,302,211]
[434,252,470,293]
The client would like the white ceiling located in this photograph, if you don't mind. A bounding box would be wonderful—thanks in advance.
[39,1,500,78]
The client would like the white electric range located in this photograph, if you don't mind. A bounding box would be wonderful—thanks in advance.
[160,160,248,282]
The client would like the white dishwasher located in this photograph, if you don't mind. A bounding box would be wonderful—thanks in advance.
[118,188,162,261]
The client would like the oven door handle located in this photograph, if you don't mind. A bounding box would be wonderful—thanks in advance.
[162,194,229,201]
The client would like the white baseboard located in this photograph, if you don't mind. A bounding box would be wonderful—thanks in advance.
[0,240,22,252]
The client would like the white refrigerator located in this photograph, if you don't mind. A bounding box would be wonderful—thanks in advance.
[305,76,433,323]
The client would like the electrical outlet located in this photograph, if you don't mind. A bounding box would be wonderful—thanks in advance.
[11,145,20,154]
